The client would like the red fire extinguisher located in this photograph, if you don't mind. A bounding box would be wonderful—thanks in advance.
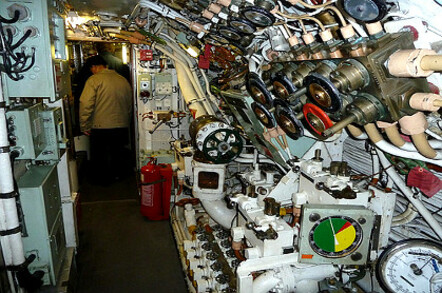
[140,157,173,220]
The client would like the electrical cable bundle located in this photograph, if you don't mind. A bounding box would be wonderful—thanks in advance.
[0,9,36,81]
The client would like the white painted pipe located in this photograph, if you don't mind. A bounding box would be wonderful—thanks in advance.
[199,199,235,229]
[175,62,209,118]
[252,271,280,293]
[0,78,26,293]
[392,204,418,226]
[376,149,442,240]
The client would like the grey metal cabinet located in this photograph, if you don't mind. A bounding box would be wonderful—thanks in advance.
[18,164,66,285]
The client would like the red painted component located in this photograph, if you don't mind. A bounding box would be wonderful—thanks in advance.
[303,103,334,135]
[403,25,419,41]
[199,44,212,69]
[140,49,153,61]
[428,82,440,95]
[140,158,173,220]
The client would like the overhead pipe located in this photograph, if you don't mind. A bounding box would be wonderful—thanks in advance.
[376,149,442,240]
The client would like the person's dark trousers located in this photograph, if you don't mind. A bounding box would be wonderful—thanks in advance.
[89,128,129,184]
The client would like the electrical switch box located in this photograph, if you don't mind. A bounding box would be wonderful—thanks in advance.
[154,73,173,95]
[6,103,46,160]
[18,164,66,286]
[0,0,70,102]
[37,107,67,161]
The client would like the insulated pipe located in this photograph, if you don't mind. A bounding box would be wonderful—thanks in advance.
[0,77,26,292]
[412,132,441,159]
[392,204,418,227]
[252,271,280,293]
[199,199,235,229]
[376,149,442,240]
[364,123,442,167]
[382,123,442,151]
[175,62,208,117]
[420,55,442,72]
[346,124,368,139]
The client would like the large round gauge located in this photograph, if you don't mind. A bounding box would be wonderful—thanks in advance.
[376,239,442,293]
[309,215,363,258]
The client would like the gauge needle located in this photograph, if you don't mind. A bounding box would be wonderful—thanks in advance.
[329,218,339,245]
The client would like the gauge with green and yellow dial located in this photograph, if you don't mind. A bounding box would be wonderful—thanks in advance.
[308,215,363,258]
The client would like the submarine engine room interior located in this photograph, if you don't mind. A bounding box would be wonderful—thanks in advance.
[2,0,442,292]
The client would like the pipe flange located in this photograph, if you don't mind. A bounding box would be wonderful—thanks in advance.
[241,6,275,27]
[305,73,342,113]
[252,102,276,128]
[229,17,256,35]
[271,74,297,100]
[276,107,304,140]
[303,103,334,138]
[219,26,242,41]
[246,72,273,107]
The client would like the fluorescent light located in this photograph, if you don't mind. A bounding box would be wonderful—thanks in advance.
[186,46,199,58]
[122,44,128,64]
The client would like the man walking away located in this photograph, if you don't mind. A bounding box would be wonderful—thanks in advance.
[79,55,132,185]
[96,42,131,82]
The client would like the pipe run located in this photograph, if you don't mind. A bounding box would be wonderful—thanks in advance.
[0,76,26,292]
[199,199,236,229]
[252,271,280,293]
[376,149,442,240]
[364,124,442,167]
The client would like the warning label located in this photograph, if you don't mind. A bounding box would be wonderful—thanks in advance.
[141,185,154,207]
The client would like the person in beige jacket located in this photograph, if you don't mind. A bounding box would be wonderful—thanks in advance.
[80,55,132,185]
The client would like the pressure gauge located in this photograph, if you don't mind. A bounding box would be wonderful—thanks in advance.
[376,239,442,293]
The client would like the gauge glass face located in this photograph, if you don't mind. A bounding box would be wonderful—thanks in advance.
[378,240,442,293]
[309,215,363,258]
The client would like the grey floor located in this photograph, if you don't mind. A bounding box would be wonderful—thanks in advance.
[75,172,187,293]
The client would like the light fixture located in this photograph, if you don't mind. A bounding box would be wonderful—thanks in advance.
[186,46,199,58]
[122,44,128,64]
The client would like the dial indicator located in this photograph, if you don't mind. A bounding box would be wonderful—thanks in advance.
[309,215,363,258]
[376,239,442,293]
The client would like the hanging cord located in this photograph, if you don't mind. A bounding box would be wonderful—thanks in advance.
[0,10,36,81]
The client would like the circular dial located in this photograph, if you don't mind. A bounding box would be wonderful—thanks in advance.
[376,239,442,293]
[309,215,363,258]
[341,0,388,23]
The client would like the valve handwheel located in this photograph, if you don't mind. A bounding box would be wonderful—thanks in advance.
[305,73,343,113]
[271,74,297,100]
[275,107,304,140]
[229,17,256,35]
[202,128,243,164]
[303,103,334,137]
[241,6,275,27]
[246,72,273,107]
[252,102,276,128]
[219,26,242,41]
